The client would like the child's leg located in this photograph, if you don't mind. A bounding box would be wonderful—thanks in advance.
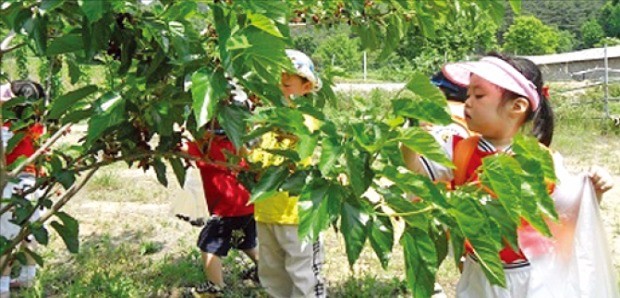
[201,252,224,287]
[0,255,10,298]
[196,216,232,289]
[277,225,325,298]
[256,222,292,297]
[11,239,38,288]
[241,247,258,264]
[237,216,258,264]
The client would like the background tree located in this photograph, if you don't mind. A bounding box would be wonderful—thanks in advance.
[581,19,607,49]
[500,0,606,49]
[1,1,557,296]
[556,30,576,53]
[313,30,362,73]
[599,0,620,38]
[502,15,559,55]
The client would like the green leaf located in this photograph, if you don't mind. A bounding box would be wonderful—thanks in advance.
[22,245,44,267]
[509,0,522,14]
[170,158,186,188]
[46,34,83,56]
[48,85,98,119]
[191,68,228,128]
[378,15,404,61]
[78,0,107,23]
[479,155,522,222]
[512,134,556,182]
[318,137,342,176]
[379,187,432,230]
[296,133,318,161]
[487,1,506,25]
[238,0,288,24]
[392,97,451,126]
[249,165,289,203]
[86,92,125,144]
[30,224,49,245]
[484,200,519,251]
[398,127,453,168]
[248,13,283,37]
[345,146,374,198]
[67,58,83,85]
[406,72,446,103]
[340,201,371,266]
[298,178,331,242]
[264,149,300,163]
[54,170,76,189]
[430,223,449,265]
[31,14,48,55]
[280,170,308,196]
[51,212,79,253]
[40,0,64,13]
[153,158,168,187]
[369,216,394,269]
[520,183,552,237]
[226,34,252,50]
[401,228,437,298]
[381,166,447,207]
[218,103,250,150]
[451,195,505,286]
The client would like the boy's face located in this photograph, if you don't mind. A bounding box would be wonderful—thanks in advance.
[280,73,313,100]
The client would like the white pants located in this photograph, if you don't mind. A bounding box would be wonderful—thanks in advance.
[0,174,43,240]
[257,222,325,298]
[456,255,532,298]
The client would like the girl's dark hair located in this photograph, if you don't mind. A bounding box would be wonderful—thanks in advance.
[487,52,554,146]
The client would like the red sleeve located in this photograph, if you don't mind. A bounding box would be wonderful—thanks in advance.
[185,141,203,158]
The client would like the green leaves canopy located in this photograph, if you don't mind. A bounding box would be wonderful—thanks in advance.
[0,0,549,295]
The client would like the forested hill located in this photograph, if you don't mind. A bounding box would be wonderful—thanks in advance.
[503,0,607,35]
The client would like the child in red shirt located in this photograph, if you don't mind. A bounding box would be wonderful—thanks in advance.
[185,128,257,297]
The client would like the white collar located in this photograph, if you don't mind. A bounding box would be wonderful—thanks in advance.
[477,137,513,154]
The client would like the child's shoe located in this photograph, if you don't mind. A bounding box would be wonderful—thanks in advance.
[190,281,223,298]
[241,265,260,284]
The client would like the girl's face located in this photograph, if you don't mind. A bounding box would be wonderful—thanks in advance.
[464,74,514,140]
[280,73,312,99]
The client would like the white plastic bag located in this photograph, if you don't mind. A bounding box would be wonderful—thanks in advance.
[169,167,209,224]
[519,172,619,298]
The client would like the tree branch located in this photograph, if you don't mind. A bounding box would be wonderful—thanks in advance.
[0,167,99,272]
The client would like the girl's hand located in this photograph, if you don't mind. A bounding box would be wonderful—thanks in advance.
[588,166,614,202]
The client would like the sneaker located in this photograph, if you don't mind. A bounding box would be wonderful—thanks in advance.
[241,265,259,284]
[190,281,223,298]
[431,282,447,298]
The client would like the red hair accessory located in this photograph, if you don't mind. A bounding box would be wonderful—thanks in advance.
[542,85,550,99]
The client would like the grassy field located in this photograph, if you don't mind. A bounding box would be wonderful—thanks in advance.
[8,86,620,298]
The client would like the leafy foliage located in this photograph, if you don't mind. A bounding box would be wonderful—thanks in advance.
[502,16,560,55]
[0,0,556,295]
[581,19,607,49]
[599,1,620,38]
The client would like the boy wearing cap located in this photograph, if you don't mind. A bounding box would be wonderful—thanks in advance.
[249,49,325,298]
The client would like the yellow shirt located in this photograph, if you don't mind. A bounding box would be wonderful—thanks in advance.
[248,115,319,225]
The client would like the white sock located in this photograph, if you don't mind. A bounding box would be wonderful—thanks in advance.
[0,276,9,293]
[21,265,37,280]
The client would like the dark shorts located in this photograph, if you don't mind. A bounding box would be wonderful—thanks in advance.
[197,214,257,257]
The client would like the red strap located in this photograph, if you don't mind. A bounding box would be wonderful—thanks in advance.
[453,136,480,186]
